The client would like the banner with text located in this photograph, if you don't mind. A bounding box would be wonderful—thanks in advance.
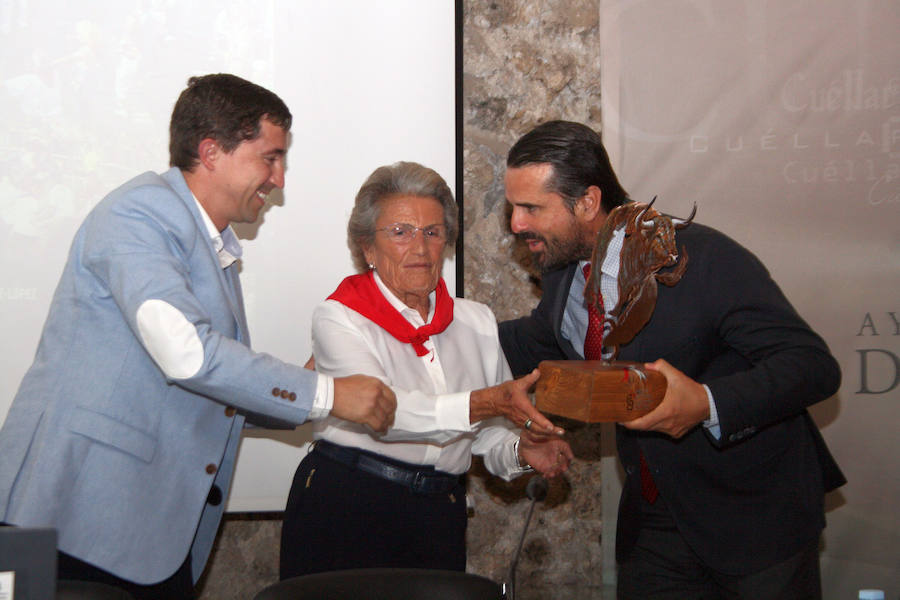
[600,1,898,596]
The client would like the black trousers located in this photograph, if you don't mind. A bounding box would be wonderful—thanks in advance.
[57,549,195,600]
[616,495,822,600]
[279,447,467,580]
[2,521,194,599]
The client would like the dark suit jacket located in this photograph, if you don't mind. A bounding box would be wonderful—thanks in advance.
[499,223,845,576]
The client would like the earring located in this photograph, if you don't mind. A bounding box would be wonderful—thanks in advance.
[368,264,375,270]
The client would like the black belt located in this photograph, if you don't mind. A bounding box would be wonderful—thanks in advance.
[312,440,462,495]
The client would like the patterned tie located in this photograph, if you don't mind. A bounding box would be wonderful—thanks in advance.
[582,263,605,361]
[583,263,658,504]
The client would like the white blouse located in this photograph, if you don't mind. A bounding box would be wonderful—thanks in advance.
[311,272,524,480]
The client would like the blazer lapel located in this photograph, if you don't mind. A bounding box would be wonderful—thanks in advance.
[223,264,251,345]
[550,264,582,360]
[161,168,248,344]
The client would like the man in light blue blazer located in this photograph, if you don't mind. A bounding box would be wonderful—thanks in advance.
[0,74,397,599]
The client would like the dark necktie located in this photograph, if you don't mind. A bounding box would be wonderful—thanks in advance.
[582,263,658,504]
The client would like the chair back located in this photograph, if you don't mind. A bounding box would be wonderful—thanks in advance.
[57,580,136,600]
[0,526,57,600]
[254,568,502,600]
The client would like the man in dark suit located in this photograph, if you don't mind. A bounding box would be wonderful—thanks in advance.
[498,120,845,599]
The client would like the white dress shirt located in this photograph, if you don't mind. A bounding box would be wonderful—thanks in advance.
[311,271,526,479]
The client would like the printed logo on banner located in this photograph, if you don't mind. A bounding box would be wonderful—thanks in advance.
[688,69,899,204]
[779,70,898,200]
[883,114,900,158]
[781,70,898,114]
[856,311,899,395]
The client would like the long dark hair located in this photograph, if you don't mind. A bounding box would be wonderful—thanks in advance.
[507,120,628,214]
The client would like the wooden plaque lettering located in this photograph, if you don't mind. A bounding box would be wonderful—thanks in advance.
[534,360,666,423]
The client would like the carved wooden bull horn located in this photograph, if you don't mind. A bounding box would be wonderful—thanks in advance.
[673,203,697,229]
[638,196,657,230]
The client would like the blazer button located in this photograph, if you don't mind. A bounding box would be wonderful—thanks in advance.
[224,406,236,417]
[206,463,217,475]
[280,390,289,399]
[271,387,281,397]
[288,392,296,402]
[207,485,223,506]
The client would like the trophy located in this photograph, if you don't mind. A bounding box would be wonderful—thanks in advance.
[534,198,695,422]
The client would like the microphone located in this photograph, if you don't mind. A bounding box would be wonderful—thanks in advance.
[502,475,548,600]
[526,474,548,502]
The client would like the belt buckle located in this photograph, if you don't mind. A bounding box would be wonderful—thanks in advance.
[412,471,428,493]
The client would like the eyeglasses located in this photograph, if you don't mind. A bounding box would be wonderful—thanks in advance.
[376,223,447,244]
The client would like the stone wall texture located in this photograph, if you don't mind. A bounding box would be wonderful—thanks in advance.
[461,2,606,597]
[198,2,607,598]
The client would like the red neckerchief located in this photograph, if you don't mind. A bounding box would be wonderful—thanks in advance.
[327,271,454,357]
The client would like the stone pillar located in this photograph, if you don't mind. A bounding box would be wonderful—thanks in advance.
[461,1,610,598]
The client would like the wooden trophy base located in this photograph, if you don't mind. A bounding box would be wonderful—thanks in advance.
[534,360,666,423]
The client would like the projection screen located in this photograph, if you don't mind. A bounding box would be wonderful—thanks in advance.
[0,0,455,512]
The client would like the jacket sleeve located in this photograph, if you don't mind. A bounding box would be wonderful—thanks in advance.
[81,177,319,425]
[499,268,573,377]
[697,233,841,444]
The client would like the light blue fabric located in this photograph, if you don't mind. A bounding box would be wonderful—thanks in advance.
[0,168,318,585]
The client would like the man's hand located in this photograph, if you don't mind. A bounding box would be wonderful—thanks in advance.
[470,369,564,436]
[332,375,396,432]
[620,359,708,438]
[518,430,574,478]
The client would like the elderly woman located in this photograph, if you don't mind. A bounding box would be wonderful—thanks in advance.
[279,162,572,579]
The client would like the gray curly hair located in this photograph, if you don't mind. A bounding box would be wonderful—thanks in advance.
[347,161,458,272]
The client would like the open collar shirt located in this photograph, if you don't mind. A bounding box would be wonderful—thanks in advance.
[191,196,333,417]
[310,271,525,479]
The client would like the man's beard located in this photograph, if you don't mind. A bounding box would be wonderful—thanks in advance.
[517,230,592,273]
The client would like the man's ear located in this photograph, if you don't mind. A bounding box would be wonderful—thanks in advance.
[197,138,219,171]
[574,185,603,221]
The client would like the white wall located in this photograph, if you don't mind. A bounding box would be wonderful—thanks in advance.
[0,0,456,512]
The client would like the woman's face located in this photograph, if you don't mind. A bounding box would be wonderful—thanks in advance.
[364,194,446,312]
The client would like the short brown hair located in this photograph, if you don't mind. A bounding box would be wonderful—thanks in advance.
[169,73,292,171]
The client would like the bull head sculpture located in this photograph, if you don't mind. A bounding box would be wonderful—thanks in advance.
[585,197,696,359]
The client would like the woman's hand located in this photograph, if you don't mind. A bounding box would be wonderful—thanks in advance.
[519,430,574,478]
[470,369,564,436]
